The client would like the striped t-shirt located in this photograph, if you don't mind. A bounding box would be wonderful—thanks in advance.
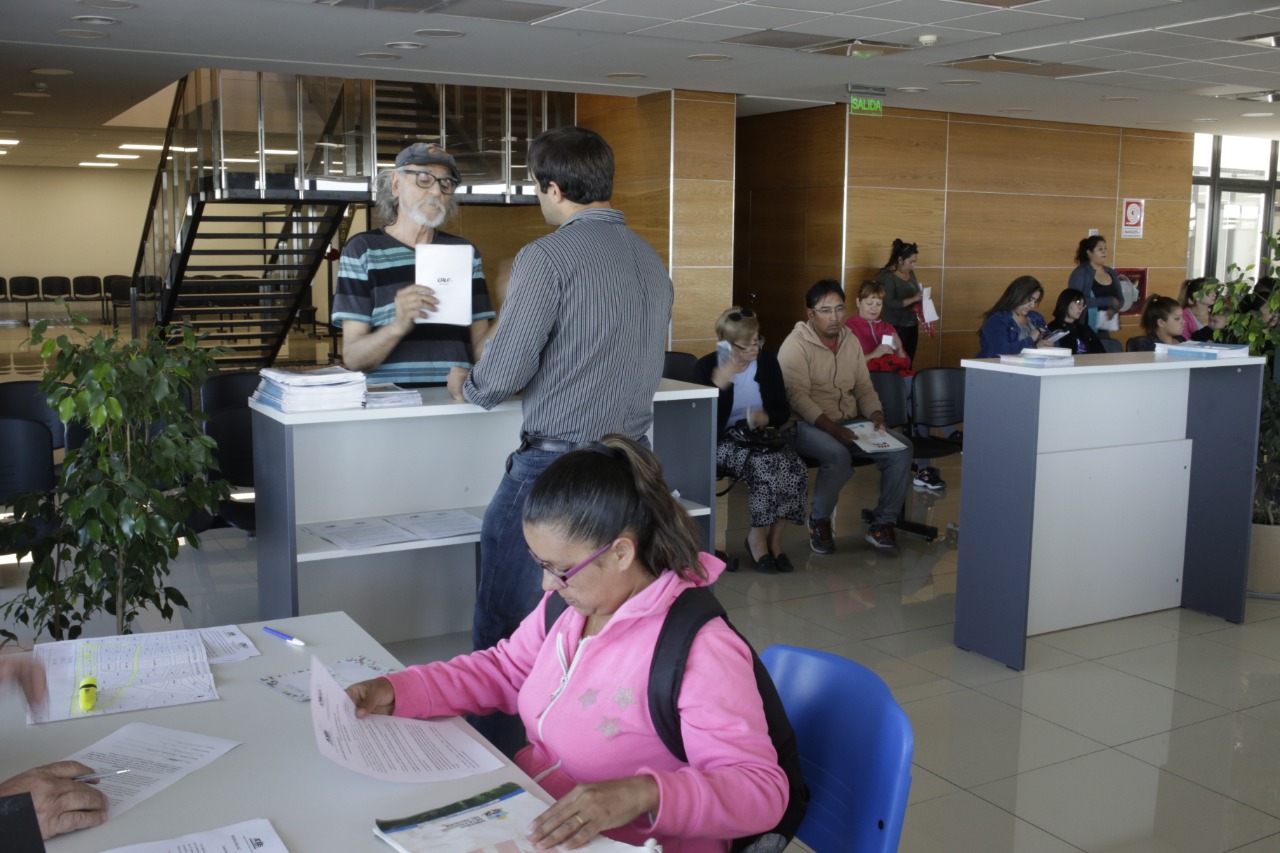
[332,228,494,386]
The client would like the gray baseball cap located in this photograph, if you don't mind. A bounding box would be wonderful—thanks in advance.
[394,142,460,183]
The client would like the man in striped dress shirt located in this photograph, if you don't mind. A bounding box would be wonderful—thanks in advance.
[447,126,672,753]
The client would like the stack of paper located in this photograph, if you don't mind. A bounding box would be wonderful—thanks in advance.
[1154,340,1250,359]
[999,348,1075,367]
[252,366,367,413]
[365,383,423,408]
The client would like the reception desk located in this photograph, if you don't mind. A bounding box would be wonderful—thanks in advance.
[250,380,718,643]
[954,352,1265,670]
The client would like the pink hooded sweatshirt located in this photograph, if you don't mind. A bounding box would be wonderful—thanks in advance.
[385,553,789,852]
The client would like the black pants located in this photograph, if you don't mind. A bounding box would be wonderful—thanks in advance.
[896,324,919,363]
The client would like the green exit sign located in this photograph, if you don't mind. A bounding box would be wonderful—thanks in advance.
[850,95,883,116]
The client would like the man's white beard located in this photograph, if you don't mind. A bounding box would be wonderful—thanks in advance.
[407,200,447,229]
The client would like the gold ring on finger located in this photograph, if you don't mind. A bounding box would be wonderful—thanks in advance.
[575,815,586,828]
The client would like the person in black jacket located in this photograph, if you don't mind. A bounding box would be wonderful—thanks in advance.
[695,308,808,574]
[1046,288,1106,355]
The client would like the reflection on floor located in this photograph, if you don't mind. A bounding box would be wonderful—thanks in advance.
[5,394,1280,850]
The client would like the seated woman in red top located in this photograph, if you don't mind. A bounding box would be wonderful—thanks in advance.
[845,281,945,491]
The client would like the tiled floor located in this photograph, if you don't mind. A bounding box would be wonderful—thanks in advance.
[4,322,1280,850]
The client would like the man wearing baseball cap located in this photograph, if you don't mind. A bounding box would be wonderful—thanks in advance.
[331,142,493,386]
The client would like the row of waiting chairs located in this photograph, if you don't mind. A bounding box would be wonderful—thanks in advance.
[0,275,160,324]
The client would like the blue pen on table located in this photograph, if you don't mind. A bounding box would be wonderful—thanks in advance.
[74,768,130,783]
[262,626,306,647]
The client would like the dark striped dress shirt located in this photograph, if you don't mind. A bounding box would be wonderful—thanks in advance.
[463,207,673,444]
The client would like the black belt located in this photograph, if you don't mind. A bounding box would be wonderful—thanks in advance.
[518,433,597,454]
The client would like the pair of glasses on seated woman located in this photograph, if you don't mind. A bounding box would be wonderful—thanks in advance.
[528,540,617,589]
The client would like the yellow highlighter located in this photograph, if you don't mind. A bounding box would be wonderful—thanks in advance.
[78,677,97,712]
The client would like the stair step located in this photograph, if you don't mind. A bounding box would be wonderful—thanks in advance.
[172,306,293,315]
[191,232,326,240]
[187,248,324,255]
[199,215,335,223]
[185,264,312,272]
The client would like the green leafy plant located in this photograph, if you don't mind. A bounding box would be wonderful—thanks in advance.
[1211,233,1280,525]
[0,314,231,642]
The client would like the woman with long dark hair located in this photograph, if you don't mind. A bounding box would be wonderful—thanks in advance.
[1066,235,1121,330]
[877,238,924,361]
[1046,288,1105,355]
[977,276,1051,358]
[346,436,790,852]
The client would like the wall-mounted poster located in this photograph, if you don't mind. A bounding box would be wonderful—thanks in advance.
[1114,267,1147,315]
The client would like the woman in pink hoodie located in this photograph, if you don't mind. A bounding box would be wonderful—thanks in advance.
[347,435,789,852]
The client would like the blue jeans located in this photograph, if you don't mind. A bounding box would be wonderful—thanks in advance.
[469,446,561,758]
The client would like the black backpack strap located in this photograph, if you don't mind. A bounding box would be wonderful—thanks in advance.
[647,586,727,762]
[543,592,568,635]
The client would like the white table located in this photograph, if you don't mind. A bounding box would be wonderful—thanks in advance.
[954,352,1265,669]
[0,612,540,852]
[250,380,719,643]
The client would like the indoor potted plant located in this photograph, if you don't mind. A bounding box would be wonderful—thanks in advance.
[0,315,230,642]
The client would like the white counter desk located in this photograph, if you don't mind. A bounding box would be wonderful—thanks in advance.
[0,612,541,853]
[954,352,1265,670]
[250,380,718,643]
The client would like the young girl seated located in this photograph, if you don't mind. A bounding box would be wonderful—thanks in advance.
[1125,294,1186,352]
[1045,288,1106,355]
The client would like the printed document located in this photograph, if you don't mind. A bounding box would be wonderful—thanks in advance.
[388,510,483,540]
[261,655,395,703]
[198,625,260,665]
[29,631,217,724]
[374,782,645,853]
[921,286,939,324]
[99,818,287,853]
[846,421,908,454]
[64,722,240,818]
[303,518,420,550]
[414,243,474,326]
[310,656,501,782]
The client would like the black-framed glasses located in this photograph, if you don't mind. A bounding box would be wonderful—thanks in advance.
[728,308,755,322]
[400,169,459,194]
[528,541,615,590]
[731,337,764,352]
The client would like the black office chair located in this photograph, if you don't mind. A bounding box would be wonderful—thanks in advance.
[866,371,939,541]
[40,276,71,304]
[910,368,964,462]
[0,380,65,450]
[109,277,135,328]
[72,275,106,322]
[9,276,40,324]
[201,371,260,536]
[662,351,698,384]
[0,417,57,554]
[1101,337,1122,354]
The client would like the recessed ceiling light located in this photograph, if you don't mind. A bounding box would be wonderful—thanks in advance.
[259,149,298,155]
[357,52,400,61]
[896,87,928,93]
[688,54,732,62]
[222,158,261,164]
[71,14,120,24]
[1192,117,1219,123]
[13,92,51,99]
[29,68,74,76]
[0,150,7,155]
[386,41,423,50]
[97,153,139,159]
[941,79,980,86]
[56,29,108,39]
[607,72,647,79]
[413,29,464,38]
[77,0,137,8]
[1102,96,1138,102]
[79,161,117,167]
[1243,112,1274,118]
[0,139,19,145]
[1,110,34,115]
[120,143,165,150]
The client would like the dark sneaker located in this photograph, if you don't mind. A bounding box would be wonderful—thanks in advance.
[808,516,835,554]
[913,466,947,490]
[864,522,899,555]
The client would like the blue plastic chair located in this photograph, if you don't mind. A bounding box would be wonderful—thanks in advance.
[760,645,913,853]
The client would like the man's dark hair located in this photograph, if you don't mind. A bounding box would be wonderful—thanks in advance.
[528,126,613,204]
[805,279,845,310]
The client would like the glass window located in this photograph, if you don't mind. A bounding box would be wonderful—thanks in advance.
[1188,184,1209,277]
[1220,135,1273,181]
[1192,133,1213,178]
[1215,190,1267,281]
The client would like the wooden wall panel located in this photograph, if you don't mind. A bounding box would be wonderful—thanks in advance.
[1119,132,1195,202]
[848,113,948,189]
[807,186,845,269]
[940,329,982,366]
[1109,199,1189,270]
[673,180,733,267]
[945,193,1115,269]
[578,94,671,185]
[940,267,1066,332]
[671,266,732,347]
[948,121,1121,197]
[453,205,553,311]
[674,96,735,182]
[847,188,945,269]
[611,180,671,266]
[738,105,845,191]
[748,189,808,266]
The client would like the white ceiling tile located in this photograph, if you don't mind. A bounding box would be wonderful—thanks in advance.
[1075,30,1213,53]
[777,14,917,39]
[1024,0,1176,15]
[934,9,1080,35]
[629,20,758,42]
[1143,40,1277,62]
[534,9,668,32]
[743,0,897,12]
[690,5,831,29]
[1160,13,1280,42]
[1220,51,1280,73]
[588,0,731,18]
